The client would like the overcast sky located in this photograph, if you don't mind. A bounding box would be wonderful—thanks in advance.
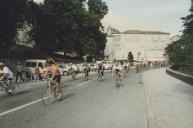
[34,0,191,36]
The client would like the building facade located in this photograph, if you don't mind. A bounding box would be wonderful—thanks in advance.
[105,26,171,62]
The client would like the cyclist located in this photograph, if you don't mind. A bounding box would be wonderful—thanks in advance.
[123,61,129,77]
[43,58,62,98]
[82,63,90,79]
[112,62,122,81]
[0,62,14,93]
[97,61,105,80]
[68,63,77,79]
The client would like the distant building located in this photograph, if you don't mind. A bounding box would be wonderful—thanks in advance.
[16,21,35,48]
[170,35,181,43]
[104,26,171,62]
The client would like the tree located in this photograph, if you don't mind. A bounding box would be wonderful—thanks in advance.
[128,52,134,62]
[0,0,29,57]
[165,36,193,67]
[182,0,193,35]
[165,0,193,72]
[0,0,109,59]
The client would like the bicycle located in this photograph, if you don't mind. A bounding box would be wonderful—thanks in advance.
[41,79,63,106]
[82,69,89,81]
[70,71,76,80]
[97,70,103,81]
[68,69,76,80]
[0,80,20,96]
[113,71,121,89]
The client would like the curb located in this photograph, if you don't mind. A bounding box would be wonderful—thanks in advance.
[166,68,193,86]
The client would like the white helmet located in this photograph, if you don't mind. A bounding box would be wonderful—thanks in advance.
[0,62,4,66]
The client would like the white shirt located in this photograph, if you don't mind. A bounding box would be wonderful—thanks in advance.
[69,65,77,71]
[112,65,122,71]
[2,67,13,79]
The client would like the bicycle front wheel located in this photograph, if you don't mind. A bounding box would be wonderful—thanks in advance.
[41,86,55,106]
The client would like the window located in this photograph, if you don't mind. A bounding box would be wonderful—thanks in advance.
[38,63,44,69]
[31,62,36,68]
[25,62,31,67]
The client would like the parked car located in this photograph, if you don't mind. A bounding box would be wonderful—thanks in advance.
[102,61,113,70]
[89,63,97,71]
[24,59,46,79]
[77,63,84,72]
[58,64,70,75]
[67,64,80,73]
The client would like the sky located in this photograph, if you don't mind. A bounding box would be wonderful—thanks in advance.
[34,0,191,36]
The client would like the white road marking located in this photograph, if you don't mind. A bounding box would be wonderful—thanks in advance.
[0,99,42,117]
[78,78,97,87]
[0,78,97,117]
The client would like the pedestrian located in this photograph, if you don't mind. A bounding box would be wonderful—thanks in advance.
[15,62,24,83]
[34,67,40,81]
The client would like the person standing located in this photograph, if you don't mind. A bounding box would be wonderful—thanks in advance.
[34,67,40,81]
[15,62,24,83]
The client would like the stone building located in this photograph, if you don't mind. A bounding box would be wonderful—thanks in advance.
[104,26,171,62]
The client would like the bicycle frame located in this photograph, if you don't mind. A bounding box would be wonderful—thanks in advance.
[0,80,8,91]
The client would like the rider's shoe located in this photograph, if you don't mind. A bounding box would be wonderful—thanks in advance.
[57,93,62,100]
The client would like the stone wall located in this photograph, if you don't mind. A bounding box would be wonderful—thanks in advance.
[166,68,193,86]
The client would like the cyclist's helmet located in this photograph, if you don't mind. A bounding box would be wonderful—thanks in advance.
[46,57,54,65]
[0,62,4,66]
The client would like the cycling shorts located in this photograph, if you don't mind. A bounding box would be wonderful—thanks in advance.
[53,75,61,83]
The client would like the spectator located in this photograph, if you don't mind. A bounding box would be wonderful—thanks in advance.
[15,62,24,83]
[34,67,40,81]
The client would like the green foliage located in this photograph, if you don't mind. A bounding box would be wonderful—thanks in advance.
[165,35,193,66]
[87,0,108,20]
[182,0,193,35]
[0,0,108,59]
[128,52,134,62]
[0,0,29,54]
[31,0,108,58]
[166,1,193,74]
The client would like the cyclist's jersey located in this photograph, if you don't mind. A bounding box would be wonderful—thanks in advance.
[123,63,128,69]
[69,65,77,71]
[83,65,89,71]
[112,65,122,71]
[2,66,13,79]
[45,64,61,77]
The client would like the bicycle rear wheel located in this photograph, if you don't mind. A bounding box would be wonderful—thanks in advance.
[115,77,120,89]
[12,83,20,94]
[41,86,55,106]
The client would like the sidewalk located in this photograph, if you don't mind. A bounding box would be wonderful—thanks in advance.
[142,68,193,128]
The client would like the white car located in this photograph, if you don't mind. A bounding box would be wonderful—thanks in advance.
[67,64,79,73]
[24,59,46,79]
[89,63,97,71]
[77,63,84,72]
[102,61,113,70]
[58,64,70,75]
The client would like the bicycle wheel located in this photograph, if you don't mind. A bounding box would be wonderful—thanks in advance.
[115,77,120,89]
[41,86,55,106]
[12,83,20,94]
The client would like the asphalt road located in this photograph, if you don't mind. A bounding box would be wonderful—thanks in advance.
[1,68,193,128]
[0,69,148,128]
